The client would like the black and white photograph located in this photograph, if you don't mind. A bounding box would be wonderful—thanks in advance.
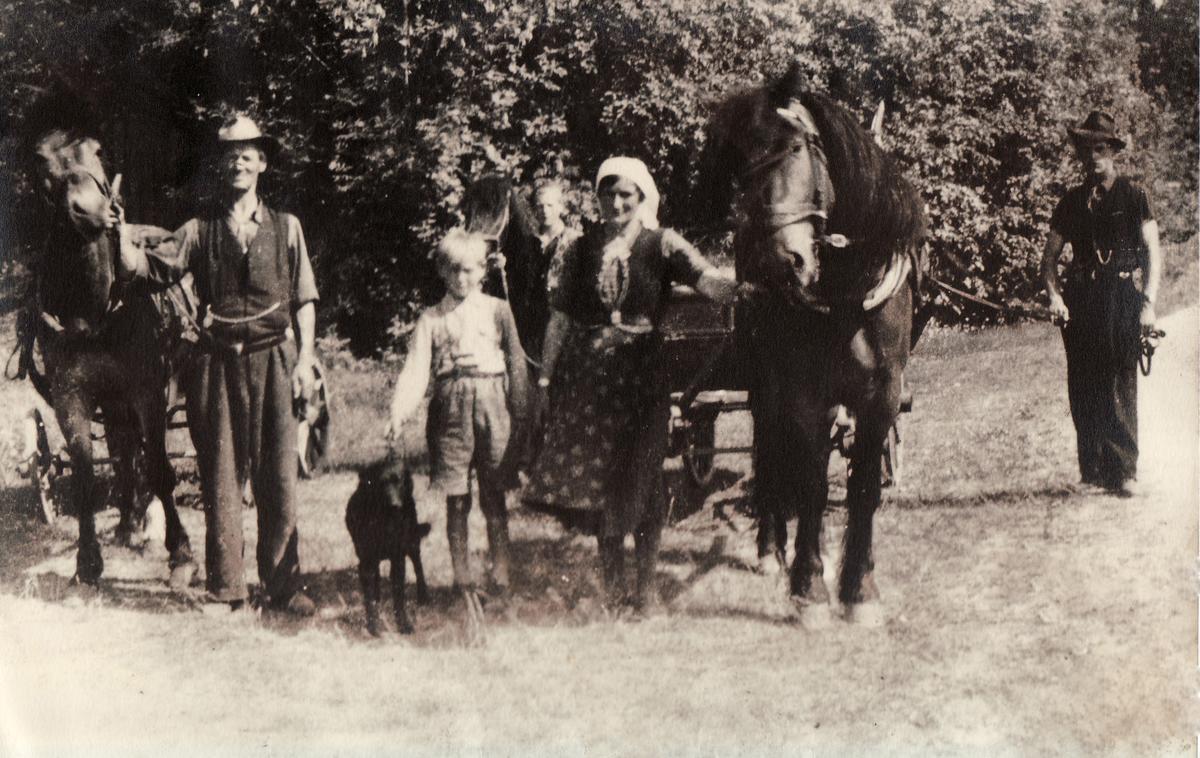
[0,0,1196,754]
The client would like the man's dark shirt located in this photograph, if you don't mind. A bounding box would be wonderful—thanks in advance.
[1050,176,1153,272]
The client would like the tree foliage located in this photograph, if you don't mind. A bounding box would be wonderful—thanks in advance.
[1,0,1195,349]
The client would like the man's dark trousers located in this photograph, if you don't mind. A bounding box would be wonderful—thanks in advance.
[186,340,301,603]
[1061,270,1141,486]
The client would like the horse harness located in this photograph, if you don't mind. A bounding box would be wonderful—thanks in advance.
[742,102,910,314]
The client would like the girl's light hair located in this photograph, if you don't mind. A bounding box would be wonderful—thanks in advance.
[436,228,488,267]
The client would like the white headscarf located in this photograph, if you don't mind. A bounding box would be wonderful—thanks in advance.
[594,156,660,230]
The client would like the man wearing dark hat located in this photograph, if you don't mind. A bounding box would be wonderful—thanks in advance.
[1042,110,1163,498]
[118,114,319,613]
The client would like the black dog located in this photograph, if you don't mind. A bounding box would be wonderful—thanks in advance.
[345,457,431,635]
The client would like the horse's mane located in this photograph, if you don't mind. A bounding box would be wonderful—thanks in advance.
[697,68,926,260]
[462,173,539,247]
[794,91,926,256]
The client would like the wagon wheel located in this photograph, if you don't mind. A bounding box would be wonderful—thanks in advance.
[881,422,902,488]
[27,408,58,524]
[682,412,718,488]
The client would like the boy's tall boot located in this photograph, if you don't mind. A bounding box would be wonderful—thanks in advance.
[446,495,472,590]
[480,485,511,593]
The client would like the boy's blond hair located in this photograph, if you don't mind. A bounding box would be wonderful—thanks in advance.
[436,228,488,268]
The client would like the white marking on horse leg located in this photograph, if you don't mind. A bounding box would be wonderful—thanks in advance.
[144,496,166,546]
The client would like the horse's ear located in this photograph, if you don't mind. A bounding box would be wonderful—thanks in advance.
[776,101,819,137]
[870,101,885,146]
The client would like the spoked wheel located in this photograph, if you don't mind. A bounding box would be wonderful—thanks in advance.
[27,408,58,524]
[682,413,718,488]
[881,422,902,488]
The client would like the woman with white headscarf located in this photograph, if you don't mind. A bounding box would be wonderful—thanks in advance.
[522,156,740,615]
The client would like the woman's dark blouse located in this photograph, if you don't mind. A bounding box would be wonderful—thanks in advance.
[550,225,712,327]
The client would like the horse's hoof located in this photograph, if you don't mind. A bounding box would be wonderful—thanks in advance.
[395,616,415,635]
[76,547,103,585]
[756,552,783,576]
[843,601,885,628]
[168,561,198,592]
[62,580,100,608]
[791,598,833,630]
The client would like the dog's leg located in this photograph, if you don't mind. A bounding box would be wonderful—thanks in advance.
[359,559,382,636]
[391,549,413,634]
[411,528,431,605]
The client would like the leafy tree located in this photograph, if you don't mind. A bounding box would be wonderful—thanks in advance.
[1,0,1194,343]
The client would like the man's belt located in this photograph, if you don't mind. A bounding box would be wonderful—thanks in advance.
[436,368,506,381]
[201,327,293,356]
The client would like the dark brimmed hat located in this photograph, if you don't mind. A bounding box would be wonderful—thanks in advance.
[213,114,279,158]
[1068,110,1126,151]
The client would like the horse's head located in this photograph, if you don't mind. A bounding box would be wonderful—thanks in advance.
[32,129,125,333]
[701,67,925,305]
[462,173,541,296]
[742,99,831,290]
[463,173,515,245]
[34,128,119,237]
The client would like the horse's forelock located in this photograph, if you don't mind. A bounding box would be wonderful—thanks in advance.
[463,174,512,233]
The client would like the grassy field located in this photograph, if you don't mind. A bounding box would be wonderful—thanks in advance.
[0,249,1196,755]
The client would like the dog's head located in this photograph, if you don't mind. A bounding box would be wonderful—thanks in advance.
[356,458,415,513]
[347,457,431,540]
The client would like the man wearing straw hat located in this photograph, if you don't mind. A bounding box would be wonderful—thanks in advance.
[119,114,319,613]
[1042,110,1163,498]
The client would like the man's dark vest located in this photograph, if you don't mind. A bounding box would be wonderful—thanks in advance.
[195,205,294,347]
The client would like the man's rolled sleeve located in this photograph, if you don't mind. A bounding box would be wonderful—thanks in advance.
[286,215,320,307]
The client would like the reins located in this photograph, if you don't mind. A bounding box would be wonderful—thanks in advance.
[1139,328,1166,376]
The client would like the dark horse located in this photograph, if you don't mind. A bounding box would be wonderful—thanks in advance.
[28,123,197,588]
[694,67,927,626]
[461,173,547,360]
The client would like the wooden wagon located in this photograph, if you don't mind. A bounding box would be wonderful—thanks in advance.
[659,285,906,488]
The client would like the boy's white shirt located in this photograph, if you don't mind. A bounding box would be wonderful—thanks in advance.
[390,290,508,424]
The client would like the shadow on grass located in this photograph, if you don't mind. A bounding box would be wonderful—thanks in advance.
[0,484,68,584]
[3,487,798,642]
[666,466,743,525]
[886,483,1080,510]
[290,530,792,643]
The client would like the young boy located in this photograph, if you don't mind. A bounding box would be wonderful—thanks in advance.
[388,229,529,595]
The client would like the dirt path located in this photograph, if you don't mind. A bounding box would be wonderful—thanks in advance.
[0,310,1195,756]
